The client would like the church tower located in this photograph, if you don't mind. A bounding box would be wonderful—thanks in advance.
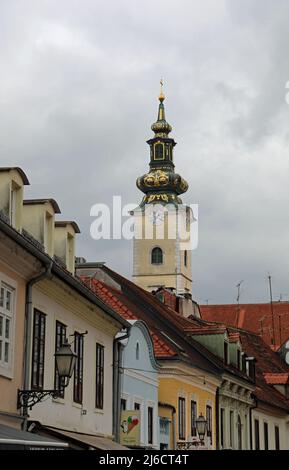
[132,84,193,295]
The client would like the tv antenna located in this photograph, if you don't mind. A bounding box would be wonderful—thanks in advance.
[236,280,244,305]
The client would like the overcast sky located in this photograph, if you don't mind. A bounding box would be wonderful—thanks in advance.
[1,0,289,304]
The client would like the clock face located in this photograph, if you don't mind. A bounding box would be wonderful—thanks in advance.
[149,209,165,225]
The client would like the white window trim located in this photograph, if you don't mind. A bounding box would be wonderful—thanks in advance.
[0,272,17,379]
[146,399,158,448]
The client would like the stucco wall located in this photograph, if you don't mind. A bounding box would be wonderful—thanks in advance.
[28,281,119,437]
[0,261,26,417]
[158,374,218,449]
[252,408,289,450]
[121,323,159,448]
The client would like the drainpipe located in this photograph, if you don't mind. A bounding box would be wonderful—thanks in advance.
[22,260,53,430]
[112,330,130,443]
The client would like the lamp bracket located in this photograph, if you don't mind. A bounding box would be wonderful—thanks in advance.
[17,389,61,411]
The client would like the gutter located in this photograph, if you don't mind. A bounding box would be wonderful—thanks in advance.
[112,330,130,443]
[0,218,129,329]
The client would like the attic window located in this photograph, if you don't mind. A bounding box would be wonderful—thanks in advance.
[224,342,229,365]
[246,357,256,381]
[237,350,241,370]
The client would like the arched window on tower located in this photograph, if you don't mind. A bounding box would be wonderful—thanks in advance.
[154,143,164,160]
[151,247,163,265]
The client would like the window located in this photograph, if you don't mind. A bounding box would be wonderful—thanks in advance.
[0,283,14,368]
[178,397,186,440]
[154,143,164,160]
[247,359,256,381]
[120,399,126,411]
[224,342,229,365]
[54,321,67,398]
[254,419,260,450]
[95,343,104,409]
[206,405,212,445]
[230,410,234,448]
[74,332,84,403]
[275,426,280,450]
[184,250,187,267]
[237,415,242,450]
[220,408,225,448]
[134,402,140,411]
[191,400,197,437]
[31,310,46,389]
[264,422,269,450]
[148,406,153,445]
[136,342,140,360]
[151,247,163,265]
[237,350,241,369]
[242,353,247,372]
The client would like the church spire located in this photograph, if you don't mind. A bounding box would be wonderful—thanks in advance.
[151,80,172,137]
[136,83,188,206]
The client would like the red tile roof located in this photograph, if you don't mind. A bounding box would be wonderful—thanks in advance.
[200,303,289,349]
[80,276,177,358]
[235,330,289,411]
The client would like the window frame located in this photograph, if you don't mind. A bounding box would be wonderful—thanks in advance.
[206,404,213,445]
[254,419,260,450]
[264,422,269,450]
[148,406,154,445]
[151,247,163,265]
[74,331,84,404]
[54,320,67,398]
[275,425,280,450]
[95,342,104,409]
[31,309,46,390]
[190,400,197,437]
[154,142,165,161]
[178,397,186,440]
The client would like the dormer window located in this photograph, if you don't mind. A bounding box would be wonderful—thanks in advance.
[224,341,229,365]
[237,350,241,370]
[245,357,256,381]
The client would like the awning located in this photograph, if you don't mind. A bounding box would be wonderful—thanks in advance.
[0,424,68,450]
[43,426,129,450]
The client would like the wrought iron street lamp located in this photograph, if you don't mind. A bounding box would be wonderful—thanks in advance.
[196,413,207,444]
[17,340,77,412]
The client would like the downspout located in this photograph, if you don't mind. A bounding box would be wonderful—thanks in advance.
[112,330,130,443]
[215,387,220,450]
[22,260,53,430]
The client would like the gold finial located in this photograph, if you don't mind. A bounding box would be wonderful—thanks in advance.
[159,78,165,102]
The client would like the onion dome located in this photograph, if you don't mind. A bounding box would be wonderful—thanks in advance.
[136,81,188,207]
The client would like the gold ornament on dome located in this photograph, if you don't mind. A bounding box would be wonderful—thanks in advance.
[143,170,169,187]
[147,194,169,203]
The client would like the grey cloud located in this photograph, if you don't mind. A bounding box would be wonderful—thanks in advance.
[1,0,289,304]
